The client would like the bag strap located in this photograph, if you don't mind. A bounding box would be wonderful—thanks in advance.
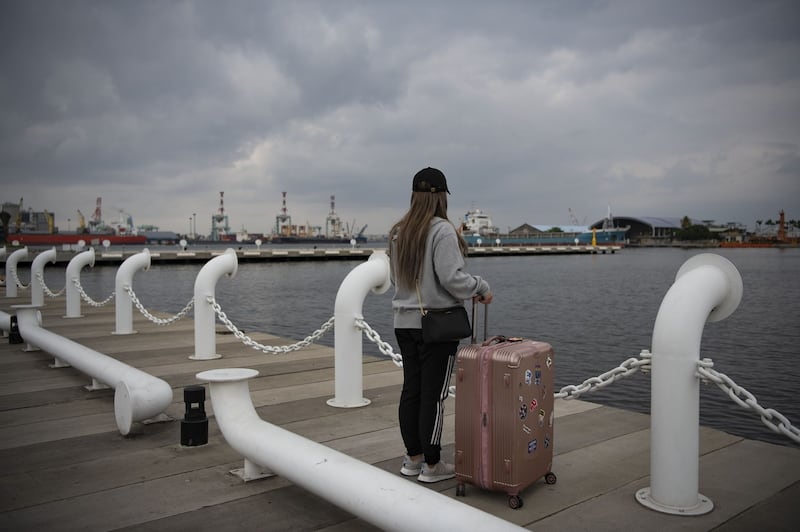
[415,280,427,316]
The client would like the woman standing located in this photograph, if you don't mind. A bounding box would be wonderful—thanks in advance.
[389,167,493,483]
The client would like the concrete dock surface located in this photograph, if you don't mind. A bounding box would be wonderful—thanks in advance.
[0,294,797,531]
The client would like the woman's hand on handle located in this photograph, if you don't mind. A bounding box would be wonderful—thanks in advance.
[473,292,493,305]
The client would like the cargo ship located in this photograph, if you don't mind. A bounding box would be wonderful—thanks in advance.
[460,208,628,246]
[1,197,147,247]
[4,232,147,246]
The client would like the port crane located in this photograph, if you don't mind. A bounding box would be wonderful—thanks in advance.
[275,191,292,236]
[89,197,104,231]
[15,197,22,232]
[568,208,587,226]
[76,210,87,232]
[210,191,231,241]
[325,195,342,237]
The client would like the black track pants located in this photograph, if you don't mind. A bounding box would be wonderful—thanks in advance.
[395,329,458,465]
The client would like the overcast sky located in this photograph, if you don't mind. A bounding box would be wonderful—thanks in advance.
[1,0,798,237]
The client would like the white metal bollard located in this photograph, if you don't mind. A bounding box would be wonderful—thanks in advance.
[196,367,524,532]
[15,305,173,435]
[191,248,237,360]
[114,249,151,335]
[5,247,29,298]
[636,253,742,515]
[65,248,96,318]
[30,247,57,307]
[328,251,391,408]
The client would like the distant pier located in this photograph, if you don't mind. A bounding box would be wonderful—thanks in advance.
[2,244,623,265]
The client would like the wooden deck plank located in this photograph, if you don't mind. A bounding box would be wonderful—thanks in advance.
[532,439,800,532]
[0,296,798,531]
[114,486,367,532]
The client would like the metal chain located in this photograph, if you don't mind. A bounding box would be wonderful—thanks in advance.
[35,271,65,297]
[12,268,28,289]
[354,328,655,399]
[125,285,194,325]
[697,358,800,444]
[355,318,403,367]
[208,296,334,353]
[554,350,652,399]
[72,278,115,307]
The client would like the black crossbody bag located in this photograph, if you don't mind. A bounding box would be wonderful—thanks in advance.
[416,282,472,343]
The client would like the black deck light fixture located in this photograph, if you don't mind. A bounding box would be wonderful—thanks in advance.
[180,385,209,446]
[9,315,23,344]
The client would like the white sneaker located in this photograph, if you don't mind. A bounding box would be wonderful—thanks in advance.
[418,461,455,483]
[400,455,423,476]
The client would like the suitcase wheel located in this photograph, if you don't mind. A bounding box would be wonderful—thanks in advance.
[508,495,524,509]
[456,483,466,497]
[545,472,557,485]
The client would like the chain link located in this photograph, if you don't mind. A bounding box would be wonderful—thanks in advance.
[554,350,652,399]
[12,268,28,289]
[72,278,115,306]
[209,296,334,353]
[125,285,194,325]
[697,358,800,444]
[355,318,403,367]
[35,271,65,297]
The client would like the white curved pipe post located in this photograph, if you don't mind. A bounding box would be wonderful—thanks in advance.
[114,249,151,335]
[65,248,95,318]
[191,248,238,360]
[14,305,173,435]
[328,251,391,408]
[196,368,524,532]
[5,247,29,298]
[0,309,10,336]
[636,253,743,516]
[30,247,57,307]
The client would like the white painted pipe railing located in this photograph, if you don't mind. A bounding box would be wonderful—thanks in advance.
[65,248,96,318]
[114,249,151,335]
[636,253,743,515]
[196,368,523,532]
[328,251,391,408]
[14,305,173,435]
[0,309,10,335]
[191,248,238,360]
[30,247,57,307]
[5,247,29,298]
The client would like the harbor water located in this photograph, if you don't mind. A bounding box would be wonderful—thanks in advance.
[35,246,800,447]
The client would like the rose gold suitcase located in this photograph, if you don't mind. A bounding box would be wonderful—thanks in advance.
[454,306,557,509]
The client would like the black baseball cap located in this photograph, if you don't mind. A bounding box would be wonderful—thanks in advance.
[412,167,450,194]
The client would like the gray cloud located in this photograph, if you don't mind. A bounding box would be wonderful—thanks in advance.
[1,0,798,235]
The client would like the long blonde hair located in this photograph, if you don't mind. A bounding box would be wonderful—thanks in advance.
[389,191,467,289]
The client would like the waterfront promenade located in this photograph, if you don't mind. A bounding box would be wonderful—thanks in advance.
[0,295,797,530]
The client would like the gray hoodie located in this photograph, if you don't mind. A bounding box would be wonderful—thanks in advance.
[391,217,490,329]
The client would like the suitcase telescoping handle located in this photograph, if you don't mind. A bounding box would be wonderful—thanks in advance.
[471,300,505,346]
